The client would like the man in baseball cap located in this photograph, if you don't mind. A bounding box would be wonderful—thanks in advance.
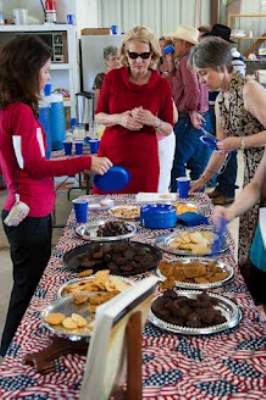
[165,25,213,192]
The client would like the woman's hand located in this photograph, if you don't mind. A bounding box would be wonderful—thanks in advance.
[131,107,158,127]
[189,111,205,129]
[212,206,235,226]
[90,156,113,175]
[120,110,143,131]
[217,136,240,152]
[190,177,205,193]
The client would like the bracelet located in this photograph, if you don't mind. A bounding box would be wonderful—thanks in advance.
[240,137,246,151]
[155,118,162,130]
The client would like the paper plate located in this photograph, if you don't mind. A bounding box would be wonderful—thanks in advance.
[200,133,218,150]
[94,166,130,192]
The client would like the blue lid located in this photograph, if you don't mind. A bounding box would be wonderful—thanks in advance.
[163,44,175,55]
[94,166,130,192]
[200,133,218,150]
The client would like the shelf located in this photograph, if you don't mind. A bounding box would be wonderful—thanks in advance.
[228,13,266,18]
[50,63,71,70]
[0,24,74,32]
[232,36,266,40]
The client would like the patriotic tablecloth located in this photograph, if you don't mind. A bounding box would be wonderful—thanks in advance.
[0,194,265,400]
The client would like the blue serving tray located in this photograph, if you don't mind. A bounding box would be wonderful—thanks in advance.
[94,165,130,192]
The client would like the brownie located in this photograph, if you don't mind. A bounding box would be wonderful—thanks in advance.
[152,291,227,329]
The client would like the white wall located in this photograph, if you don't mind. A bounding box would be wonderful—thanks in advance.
[98,0,212,37]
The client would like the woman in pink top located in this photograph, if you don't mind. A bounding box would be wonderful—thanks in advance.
[0,36,112,356]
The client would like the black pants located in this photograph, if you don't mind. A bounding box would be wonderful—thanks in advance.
[0,211,52,356]
[240,259,266,305]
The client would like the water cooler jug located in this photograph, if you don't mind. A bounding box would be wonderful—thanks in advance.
[75,92,94,131]
[49,93,66,150]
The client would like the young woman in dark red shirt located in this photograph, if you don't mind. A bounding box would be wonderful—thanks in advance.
[0,36,112,356]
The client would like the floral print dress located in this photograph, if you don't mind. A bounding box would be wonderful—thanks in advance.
[217,72,265,263]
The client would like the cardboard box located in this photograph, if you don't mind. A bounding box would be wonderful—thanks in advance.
[81,28,111,36]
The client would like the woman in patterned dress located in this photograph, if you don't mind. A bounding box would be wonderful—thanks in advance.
[189,37,266,263]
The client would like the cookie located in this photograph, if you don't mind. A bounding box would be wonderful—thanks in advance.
[44,312,65,326]
[71,313,87,328]
[62,317,78,330]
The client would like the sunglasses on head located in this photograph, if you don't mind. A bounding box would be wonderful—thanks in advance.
[127,51,151,60]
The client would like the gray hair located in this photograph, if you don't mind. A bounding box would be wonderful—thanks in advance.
[103,45,119,60]
[189,36,233,72]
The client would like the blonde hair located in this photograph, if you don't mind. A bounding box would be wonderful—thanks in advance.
[121,26,161,67]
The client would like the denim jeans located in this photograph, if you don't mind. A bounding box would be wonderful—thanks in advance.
[0,211,52,356]
[170,111,214,192]
[216,150,238,198]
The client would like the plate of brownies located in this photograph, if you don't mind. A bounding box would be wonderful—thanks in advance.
[75,219,137,241]
[63,241,162,276]
[149,289,241,335]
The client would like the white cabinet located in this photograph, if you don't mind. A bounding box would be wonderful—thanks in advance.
[0,24,80,116]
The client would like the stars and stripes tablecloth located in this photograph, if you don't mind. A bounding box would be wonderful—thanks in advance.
[0,194,265,399]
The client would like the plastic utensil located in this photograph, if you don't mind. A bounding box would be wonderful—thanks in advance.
[199,129,218,150]
[212,217,227,254]
[94,166,130,193]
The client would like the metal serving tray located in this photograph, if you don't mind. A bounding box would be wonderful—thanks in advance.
[57,275,133,298]
[154,228,229,257]
[75,219,137,241]
[149,290,241,335]
[108,205,140,220]
[156,257,234,290]
[41,296,94,341]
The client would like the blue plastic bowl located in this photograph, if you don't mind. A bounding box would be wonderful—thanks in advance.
[94,165,130,193]
[140,204,177,229]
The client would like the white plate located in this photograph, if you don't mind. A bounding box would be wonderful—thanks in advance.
[135,192,177,204]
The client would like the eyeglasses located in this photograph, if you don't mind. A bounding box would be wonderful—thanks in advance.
[127,51,151,60]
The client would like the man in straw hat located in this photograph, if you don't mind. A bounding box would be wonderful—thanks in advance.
[166,25,213,192]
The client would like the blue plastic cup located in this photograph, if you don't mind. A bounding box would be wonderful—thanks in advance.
[72,199,88,223]
[67,14,75,24]
[111,24,118,34]
[75,141,83,155]
[70,117,77,130]
[63,141,72,156]
[89,139,100,154]
[177,177,191,198]
[44,82,52,96]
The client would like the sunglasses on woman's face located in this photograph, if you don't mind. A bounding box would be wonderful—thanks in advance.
[127,51,151,60]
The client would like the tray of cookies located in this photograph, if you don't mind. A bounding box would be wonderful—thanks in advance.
[154,228,229,256]
[157,258,234,290]
[42,270,132,340]
[149,289,241,335]
[108,205,140,220]
[63,241,162,276]
[75,219,137,241]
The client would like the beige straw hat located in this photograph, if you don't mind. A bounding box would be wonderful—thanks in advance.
[171,25,199,45]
